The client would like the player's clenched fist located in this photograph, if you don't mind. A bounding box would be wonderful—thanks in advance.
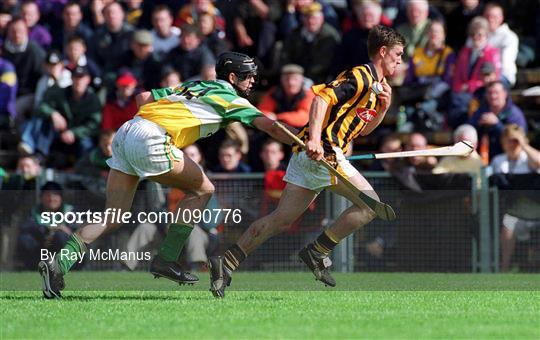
[377,82,392,112]
[306,140,324,161]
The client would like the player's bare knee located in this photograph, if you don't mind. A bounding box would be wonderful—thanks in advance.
[202,180,215,195]
[193,181,215,198]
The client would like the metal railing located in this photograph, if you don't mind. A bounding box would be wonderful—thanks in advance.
[1,169,539,272]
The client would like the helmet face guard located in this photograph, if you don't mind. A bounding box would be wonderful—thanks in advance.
[216,52,258,97]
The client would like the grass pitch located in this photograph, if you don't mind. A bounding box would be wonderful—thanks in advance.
[1,272,539,339]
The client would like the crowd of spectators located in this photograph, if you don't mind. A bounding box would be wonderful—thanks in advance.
[1,0,539,272]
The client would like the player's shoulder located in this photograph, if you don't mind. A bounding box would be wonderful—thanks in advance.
[196,80,237,100]
[332,65,365,84]
[204,80,237,95]
[201,80,257,109]
[350,64,376,81]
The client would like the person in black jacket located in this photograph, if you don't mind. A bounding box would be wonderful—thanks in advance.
[3,17,45,122]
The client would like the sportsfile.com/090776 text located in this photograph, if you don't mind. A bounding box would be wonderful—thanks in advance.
[39,208,243,227]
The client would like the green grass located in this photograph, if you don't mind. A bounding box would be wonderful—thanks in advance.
[1,272,539,339]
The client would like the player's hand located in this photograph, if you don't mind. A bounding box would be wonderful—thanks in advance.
[266,112,277,120]
[51,112,67,131]
[306,140,324,161]
[60,130,75,144]
[378,82,392,111]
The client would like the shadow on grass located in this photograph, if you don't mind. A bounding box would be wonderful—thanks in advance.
[1,292,288,302]
[1,294,212,301]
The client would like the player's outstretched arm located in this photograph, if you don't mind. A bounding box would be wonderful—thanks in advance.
[252,116,299,145]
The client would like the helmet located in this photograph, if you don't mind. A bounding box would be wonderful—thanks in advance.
[216,52,258,81]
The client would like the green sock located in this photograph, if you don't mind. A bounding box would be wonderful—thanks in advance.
[58,234,87,275]
[157,223,194,262]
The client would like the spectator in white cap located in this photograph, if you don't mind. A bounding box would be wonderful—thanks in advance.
[34,50,72,109]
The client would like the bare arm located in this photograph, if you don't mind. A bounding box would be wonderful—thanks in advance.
[252,117,298,145]
[307,96,328,145]
[305,96,329,160]
[136,91,154,108]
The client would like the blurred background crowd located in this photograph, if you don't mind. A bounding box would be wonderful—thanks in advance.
[0,0,539,273]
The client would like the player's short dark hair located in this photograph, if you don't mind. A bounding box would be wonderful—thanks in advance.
[367,25,406,59]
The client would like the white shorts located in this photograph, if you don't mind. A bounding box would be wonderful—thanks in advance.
[107,116,183,178]
[503,214,540,241]
[283,149,359,192]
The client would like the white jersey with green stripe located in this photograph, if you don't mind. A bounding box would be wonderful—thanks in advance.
[136,80,262,148]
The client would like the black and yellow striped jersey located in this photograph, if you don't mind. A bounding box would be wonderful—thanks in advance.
[294,63,385,157]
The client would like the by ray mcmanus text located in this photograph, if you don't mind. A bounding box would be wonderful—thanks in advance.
[41,248,152,265]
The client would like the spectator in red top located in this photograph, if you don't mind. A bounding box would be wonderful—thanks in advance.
[449,16,501,128]
[257,64,314,128]
[101,72,138,131]
[452,16,501,95]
